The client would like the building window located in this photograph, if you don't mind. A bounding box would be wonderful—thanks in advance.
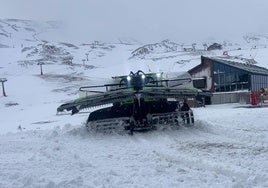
[193,78,206,89]
[213,62,249,92]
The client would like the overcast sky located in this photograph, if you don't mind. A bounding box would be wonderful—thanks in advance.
[1,0,268,43]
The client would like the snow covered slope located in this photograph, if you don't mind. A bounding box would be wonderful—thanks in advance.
[0,19,268,188]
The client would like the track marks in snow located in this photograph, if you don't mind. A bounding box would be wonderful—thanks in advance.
[0,119,268,188]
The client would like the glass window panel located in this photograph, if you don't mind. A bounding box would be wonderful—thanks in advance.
[226,84,231,91]
[231,84,236,91]
[220,85,226,92]
[214,74,219,85]
[225,66,230,74]
[213,62,218,73]
[225,73,232,84]
[220,74,224,84]
[237,83,242,90]
[230,74,236,83]
[218,64,225,73]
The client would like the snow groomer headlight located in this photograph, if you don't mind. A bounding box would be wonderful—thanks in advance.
[141,74,146,79]
[156,72,161,78]
[127,76,131,81]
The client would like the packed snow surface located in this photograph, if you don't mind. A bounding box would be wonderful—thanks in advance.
[0,19,268,187]
[1,105,268,188]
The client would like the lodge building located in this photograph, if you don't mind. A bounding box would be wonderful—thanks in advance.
[189,56,268,104]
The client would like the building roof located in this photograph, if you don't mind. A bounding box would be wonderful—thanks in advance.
[203,56,268,76]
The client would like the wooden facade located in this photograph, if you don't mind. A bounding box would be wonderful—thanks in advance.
[188,56,214,92]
